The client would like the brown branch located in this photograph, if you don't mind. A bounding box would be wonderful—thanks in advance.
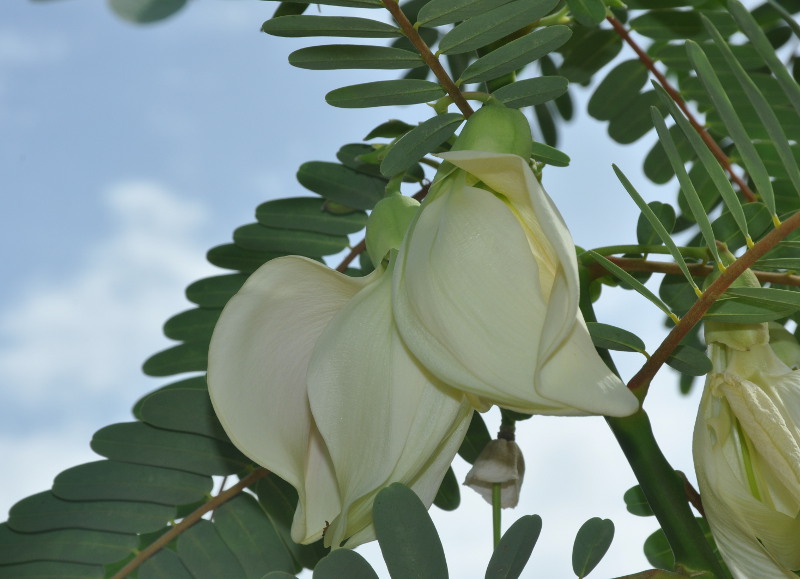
[628,210,800,395]
[606,15,757,203]
[111,468,269,579]
[681,472,705,517]
[382,0,474,117]
[588,256,800,287]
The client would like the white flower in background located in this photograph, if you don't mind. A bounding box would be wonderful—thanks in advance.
[464,438,525,508]
[208,256,471,549]
[694,319,800,578]
[393,105,639,417]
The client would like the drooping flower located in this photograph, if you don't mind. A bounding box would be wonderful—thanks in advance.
[693,319,800,578]
[392,105,639,417]
[464,438,525,508]
[208,255,471,548]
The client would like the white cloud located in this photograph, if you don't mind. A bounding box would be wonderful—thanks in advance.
[0,180,215,403]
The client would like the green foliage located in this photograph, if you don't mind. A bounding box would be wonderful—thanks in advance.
[571,517,614,578]
[484,515,542,579]
[373,484,449,578]
[587,322,647,354]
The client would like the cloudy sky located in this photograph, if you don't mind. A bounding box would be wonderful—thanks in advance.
[1,2,705,577]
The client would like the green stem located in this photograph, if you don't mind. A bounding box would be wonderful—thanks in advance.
[578,287,726,576]
[606,412,726,577]
[492,482,502,547]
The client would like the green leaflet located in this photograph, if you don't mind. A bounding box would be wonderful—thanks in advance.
[137,380,230,441]
[531,141,570,166]
[438,0,559,55]
[493,76,569,109]
[623,485,654,517]
[262,0,382,8]
[651,110,722,266]
[325,80,445,108]
[432,467,461,511]
[485,515,542,579]
[566,0,606,27]
[214,495,297,576]
[8,492,175,535]
[665,345,712,376]
[139,549,194,579]
[297,161,386,209]
[587,60,648,122]
[206,244,287,273]
[256,197,367,235]
[186,274,248,308]
[380,113,464,177]
[457,411,492,464]
[262,15,401,38]
[587,322,646,354]
[373,484,449,579]
[636,201,676,246]
[108,0,187,23]
[177,520,247,579]
[572,518,614,578]
[289,45,424,70]
[458,26,572,85]
[630,10,737,41]
[162,308,221,342]
[0,524,138,566]
[53,461,212,505]
[313,549,379,579]
[416,0,515,27]
[686,41,777,219]
[234,223,349,257]
[90,422,250,476]
[142,341,209,376]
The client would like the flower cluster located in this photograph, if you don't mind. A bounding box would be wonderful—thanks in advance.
[207,105,639,549]
[694,319,800,578]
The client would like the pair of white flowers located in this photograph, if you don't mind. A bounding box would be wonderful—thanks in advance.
[207,105,639,549]
[695,319,800,578]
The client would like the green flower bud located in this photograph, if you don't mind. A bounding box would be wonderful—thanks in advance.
[365,195,420,266]
[450,104,533,160]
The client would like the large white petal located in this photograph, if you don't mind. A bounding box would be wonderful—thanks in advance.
[394,181,563,411]
[536,317,639,417]
[208,256,369,542]
[307,258,471,547]
[437,151,579,358]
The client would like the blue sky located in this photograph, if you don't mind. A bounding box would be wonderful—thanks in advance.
[0,2,705,576]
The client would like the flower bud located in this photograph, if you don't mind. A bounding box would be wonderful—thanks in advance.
[464,438,525,508]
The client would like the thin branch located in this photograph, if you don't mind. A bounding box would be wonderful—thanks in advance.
[588,256,800,287]
[111,468,269,579]
[628,210,800,395]
[606,15,757,203]
[382,0,474,117]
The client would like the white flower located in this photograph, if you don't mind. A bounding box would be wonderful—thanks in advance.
[694,320,800,578]
[464,438,525,508]
[208,256,472,548]
[392,144,638,417]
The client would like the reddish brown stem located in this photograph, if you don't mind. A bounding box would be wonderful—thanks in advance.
[382,0,474,117]
[111,468,269,579]
[606,15,757,203]
[628,210,800,395]
[588,256,800,287]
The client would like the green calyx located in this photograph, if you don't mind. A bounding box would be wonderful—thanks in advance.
[365,194,420,266]
[450,104,533,160]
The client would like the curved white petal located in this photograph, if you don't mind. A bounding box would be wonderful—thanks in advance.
[307,258,471,547]
[537,317,639,417]
[395,152,637,416]
[394,181,556,410]
[437,151,579,357]
[695,387,800,578]
[208,256,370,543]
